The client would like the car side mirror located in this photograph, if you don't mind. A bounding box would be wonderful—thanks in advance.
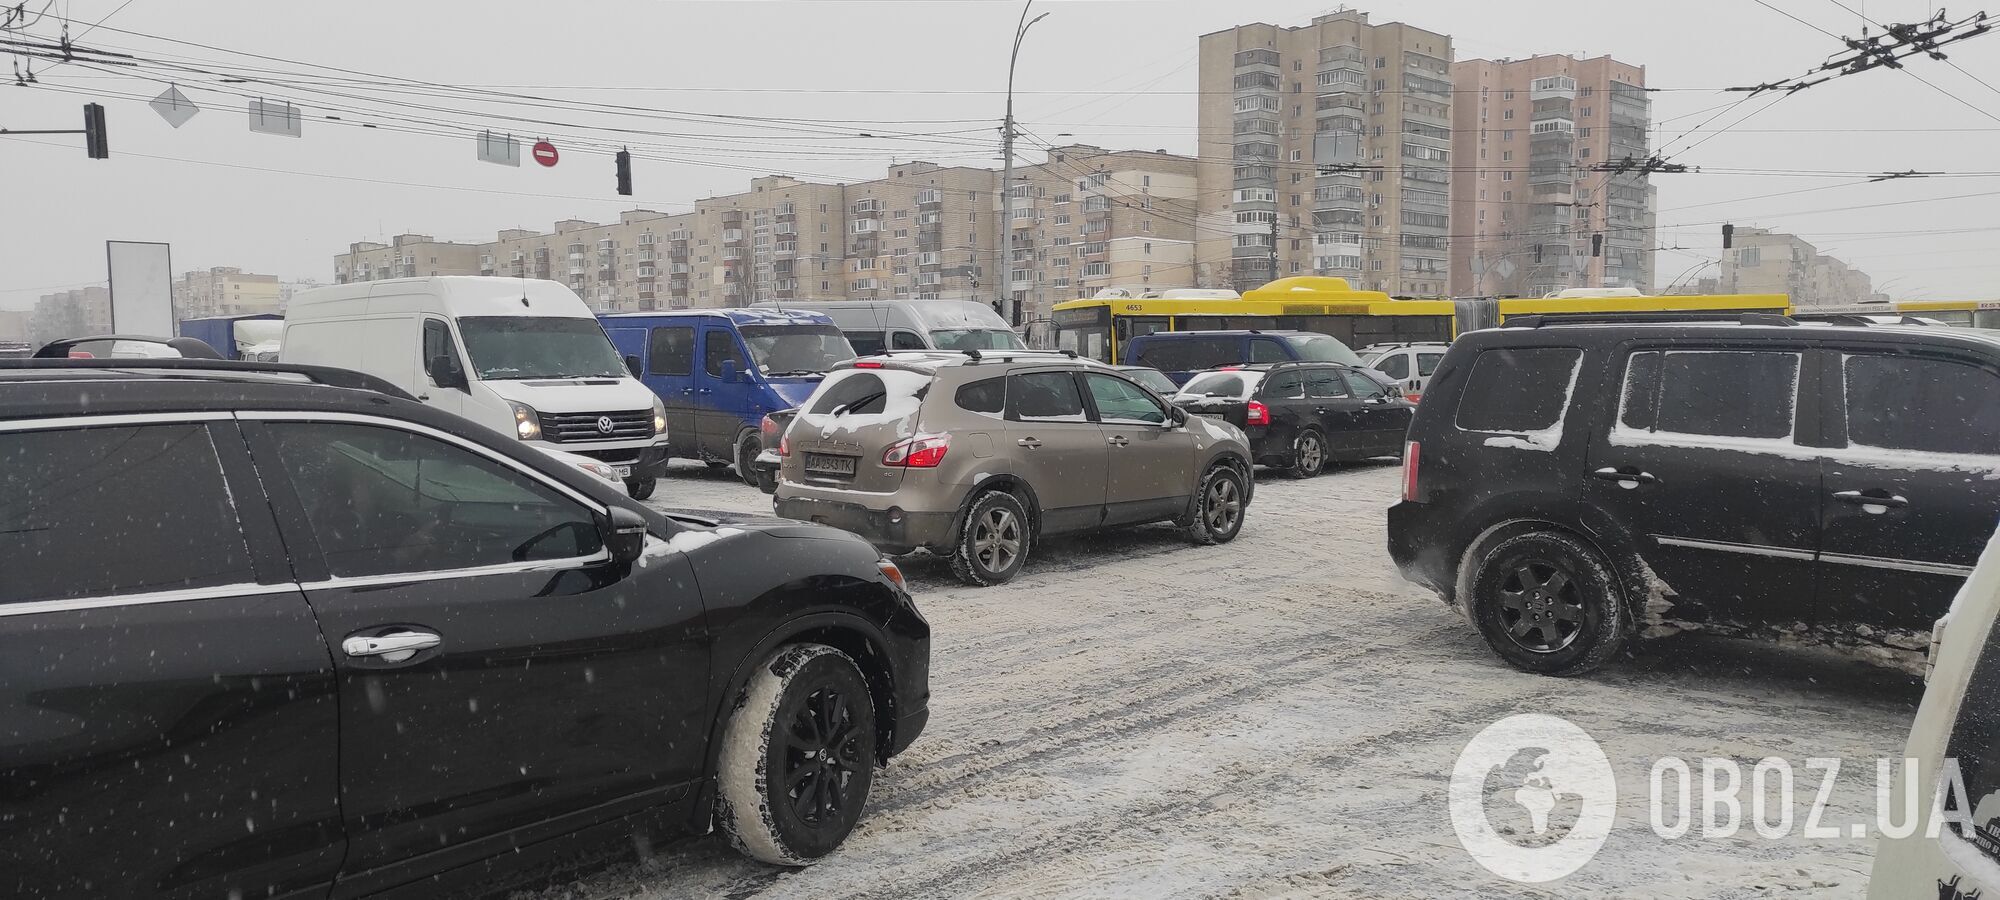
[1169,406,1189,427]
[427,354,466,390]
[605,505,648,565]
[720,360,742,383]
[624,355,643,379]
[1365,396,1391,406]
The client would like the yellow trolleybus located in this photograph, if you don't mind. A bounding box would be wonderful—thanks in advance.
[1050,278,1791,364]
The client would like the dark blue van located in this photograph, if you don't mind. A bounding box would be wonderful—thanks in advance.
[600,309,854,484]
[1124,330,1365,385]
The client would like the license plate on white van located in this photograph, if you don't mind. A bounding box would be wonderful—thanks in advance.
[805,453,858,477]
[614,465,632,478]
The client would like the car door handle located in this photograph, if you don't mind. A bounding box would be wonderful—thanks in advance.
[1592,467,1658,485]
[1834,490,1909,509]
[1017,438,1042,449]
[1106,435,1130,447]
[342,630,441,663]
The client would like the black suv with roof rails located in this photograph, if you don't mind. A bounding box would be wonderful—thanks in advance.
[1390,315,2000,676]
[0,350,929,898]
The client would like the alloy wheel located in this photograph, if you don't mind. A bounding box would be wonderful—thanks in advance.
[1497,561,1586,653]
[974,507,1022,574]
[782,685,865,829]
[1298,434,1324,473]
[1204,475,1242,534]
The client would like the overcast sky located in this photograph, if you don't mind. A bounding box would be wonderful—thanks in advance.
[2,0,1991,309]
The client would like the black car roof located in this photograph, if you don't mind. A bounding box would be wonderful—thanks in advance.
[1128,330,1323,339]
[1468,321,2000,354]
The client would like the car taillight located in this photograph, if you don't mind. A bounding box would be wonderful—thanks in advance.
[883,434,950,468]
[1402,441,1421,502]
[1246,400,1270,427]
[778,433,790,457]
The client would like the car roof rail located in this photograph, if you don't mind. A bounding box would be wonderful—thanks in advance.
[0,356,419,400]
[960,348,1079,363]
[1503,312,1799,329]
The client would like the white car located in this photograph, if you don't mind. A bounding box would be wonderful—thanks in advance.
[1360,342,1449,402]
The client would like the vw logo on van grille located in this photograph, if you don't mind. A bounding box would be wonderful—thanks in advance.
[596,416,615,435]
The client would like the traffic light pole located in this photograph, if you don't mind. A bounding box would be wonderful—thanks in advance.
[0,103,108,158]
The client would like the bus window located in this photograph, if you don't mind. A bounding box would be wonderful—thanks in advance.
[1976,310,2000,330]
[1052,305,1112,362]
[1178,315,1272,331]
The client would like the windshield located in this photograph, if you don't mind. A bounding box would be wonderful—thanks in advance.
[741,324,855,376]
[457,317,626,380]
[1287,334,1364,366]
[931,328,1025,352]
[1123,368,1178,395]
[1176,371,1263,400]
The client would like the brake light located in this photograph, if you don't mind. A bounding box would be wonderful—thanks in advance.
[883,434,950,468]
[854,361,885,369]
[779,433,790,457]
[1402,441,1422,502]
[1246,400,1270,427]
[1405,392,1422,404]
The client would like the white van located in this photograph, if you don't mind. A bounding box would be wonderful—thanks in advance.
[282,277,670,499]
[1869,524,2000,898]
[750,299,1024,356]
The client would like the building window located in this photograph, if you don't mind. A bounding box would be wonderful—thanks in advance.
[1503,90,1515,100]
[1502,171,1513,182]
[1503,109,1515,120]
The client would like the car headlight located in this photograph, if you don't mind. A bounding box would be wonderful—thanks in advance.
[576,460,621,482]
[510,401,542,441]
[651,396,668,437]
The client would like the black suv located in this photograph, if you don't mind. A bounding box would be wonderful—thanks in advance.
[0,356,929,898]
[1390,317,2000,676]
[1170,363,1412,478]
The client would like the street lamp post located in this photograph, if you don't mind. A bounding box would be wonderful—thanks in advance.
[999,0,1049,327]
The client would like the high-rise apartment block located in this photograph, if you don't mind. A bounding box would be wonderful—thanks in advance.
[27,286,110,347]
[173,267,282,320]
[1198,10,1454,296]
[330,147,1198,326]
[1449,54,1654,297]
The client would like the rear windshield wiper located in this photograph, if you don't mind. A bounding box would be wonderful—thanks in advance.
[831,390,888,416]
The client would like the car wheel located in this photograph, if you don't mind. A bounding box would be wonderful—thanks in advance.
[1470,532,1628,677]
[1185,463,1247,545]
[716,644,877,866]
[737,432,764,487]
[1289,430,1326,480]
[950,491,1030,586]
[624,475,657,501]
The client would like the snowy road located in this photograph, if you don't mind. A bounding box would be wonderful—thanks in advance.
[528,460,1923,899]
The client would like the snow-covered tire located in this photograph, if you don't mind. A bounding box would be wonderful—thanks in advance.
[950,491,1030,586]
[1470,532,1627,677]
[1289,429,1327,480]
[716,644,877,866]
[1184,463,1247,546]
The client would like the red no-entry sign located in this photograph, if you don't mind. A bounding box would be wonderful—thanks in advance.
[532,141,559,167]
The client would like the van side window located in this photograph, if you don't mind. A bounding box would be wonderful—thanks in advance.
[1135,337,1239,372]
[847,331,887,357]
[1375,353,1410,380]
[1844,354,2000,455]
[955,377,1006,415]
[891,331,928,351]
[422,320,461,382]
[648,327,694,376]
[0,424,256,604]
[1620,350,1798,440]
[1417,352,1445,376]
[1250,339,1291,364]
[704,332,746,378]
[1454,348,1582,433]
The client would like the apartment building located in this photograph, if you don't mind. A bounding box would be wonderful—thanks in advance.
[1449,54,1654,297]
[333,234,484,285]
[1722,227,1883,307]
[1005,145,1201,323]
[1198,9,1455,296]
[173,267,282,320]
[27,286,110,346]
[329,151,1201,322]
[0,309,29,343]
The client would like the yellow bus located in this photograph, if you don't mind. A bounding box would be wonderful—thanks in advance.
[1893,300,2000,329]
[1051,278,1791,365]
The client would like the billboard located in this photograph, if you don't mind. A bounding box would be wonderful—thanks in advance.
[105,241,174,336]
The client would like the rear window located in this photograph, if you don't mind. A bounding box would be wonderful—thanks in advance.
[807,369,931,419]
[1178,371,1263,400]
[1284,334,1364,366]
[1454,348,1583,433]
[1134,336,1240,372]
[956,377,1006,415]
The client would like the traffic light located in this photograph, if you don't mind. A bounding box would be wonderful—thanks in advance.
[1722,223,1735,249]
[83,103,108,160]
[1591,233,1603,258]
[614,149,632,196]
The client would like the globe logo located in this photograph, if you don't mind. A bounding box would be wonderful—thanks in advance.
[1450,714,1618,883]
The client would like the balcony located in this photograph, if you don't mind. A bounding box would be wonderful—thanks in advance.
[1531,75,1578,101]
[1530,119,1576,136]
